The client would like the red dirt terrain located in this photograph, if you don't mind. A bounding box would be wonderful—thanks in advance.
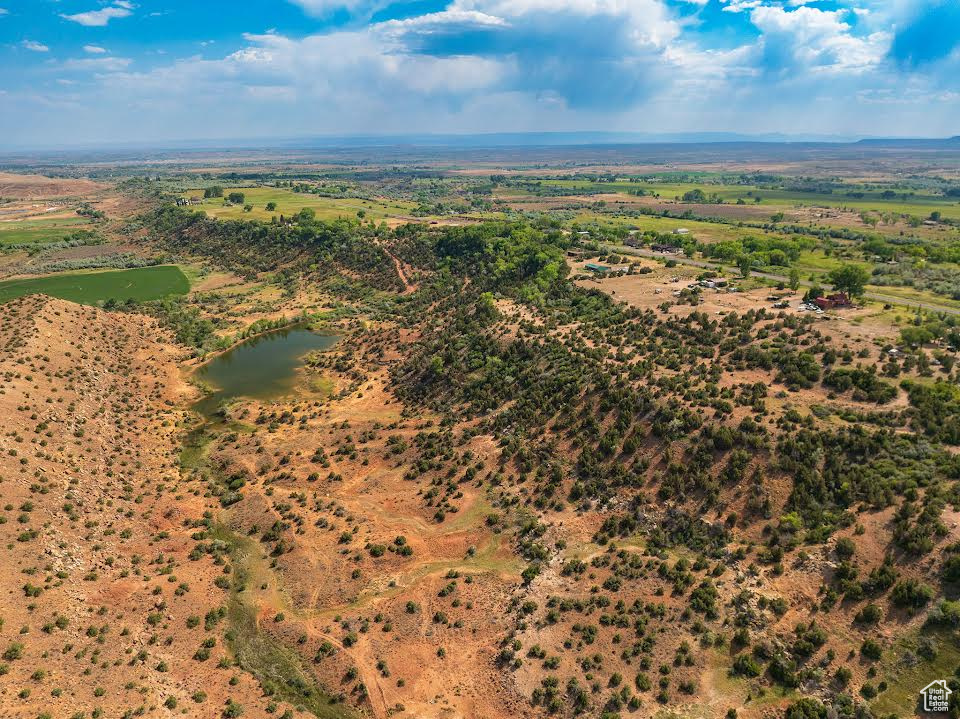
[0,296,296,719]
[0,172,105,200]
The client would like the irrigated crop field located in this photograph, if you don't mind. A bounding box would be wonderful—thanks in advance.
[536,177,960,219]
[0,265,190,304]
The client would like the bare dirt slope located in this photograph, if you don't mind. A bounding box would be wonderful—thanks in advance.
[0,172,105,200]
[203,348,530,719]
[0,296,292,719]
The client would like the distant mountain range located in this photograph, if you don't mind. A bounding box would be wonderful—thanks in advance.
[287,132,862,147]
[272,131,960,148]
[854,135,960,147]
[3,132,960,155]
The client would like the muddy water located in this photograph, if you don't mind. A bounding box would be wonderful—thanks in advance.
[193,326,338,418]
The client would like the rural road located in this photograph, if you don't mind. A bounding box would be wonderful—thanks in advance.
[601,243,960,317]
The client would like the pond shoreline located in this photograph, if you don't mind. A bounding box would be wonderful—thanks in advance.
[188,315,331,367]
[190,325,339,421]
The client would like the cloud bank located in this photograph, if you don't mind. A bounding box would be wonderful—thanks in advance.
[2,0,959,145]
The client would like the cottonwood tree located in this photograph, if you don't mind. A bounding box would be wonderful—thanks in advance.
[828,264,870,297]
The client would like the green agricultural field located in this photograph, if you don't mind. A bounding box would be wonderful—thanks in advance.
[573,210,759,243]
[0,265,190,305]
[540,179,960,220]
[863,282,960,311]
[791,250,870,275]
[183,186,419,222]
[0,217,93,245]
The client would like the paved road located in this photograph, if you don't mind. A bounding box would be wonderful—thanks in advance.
[601,243,960,317]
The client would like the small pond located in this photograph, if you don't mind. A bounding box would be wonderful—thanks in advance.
[193,327,338,418]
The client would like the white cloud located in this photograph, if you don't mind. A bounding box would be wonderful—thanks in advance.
[457,0,680,47]
[751,5,849,38]
[93,27,506,113]
[5,0,956,145]
[378,9,509,35]
[61,3,134,27]
[15,0,687,134]
[750,5,889,73]
[286,0,370,15]
[22,40,49,52]
[0,8,8,16]
[61,56,133,72]
[665,41,756,82]
[721,0,763,13]
[244,85,297,101]
[228,29,506,94]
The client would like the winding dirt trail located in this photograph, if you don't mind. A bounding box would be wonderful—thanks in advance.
[385,248,416,294]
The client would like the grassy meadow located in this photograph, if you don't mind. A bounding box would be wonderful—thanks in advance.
[570,210,776,243]
[183,187,418,222]
[539,178,960,219]
[0,216,94,245]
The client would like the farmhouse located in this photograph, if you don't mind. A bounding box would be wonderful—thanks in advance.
[585,262,628,274]
[813,292,852,310]
[651,244,680,254]
[585,262,612,273]
[673,228,691,236]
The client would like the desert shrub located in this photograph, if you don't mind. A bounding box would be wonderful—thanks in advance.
[891,579,934,608]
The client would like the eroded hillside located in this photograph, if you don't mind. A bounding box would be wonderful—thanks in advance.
[0,297,310,718]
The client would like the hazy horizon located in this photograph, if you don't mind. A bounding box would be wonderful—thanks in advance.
[4,130,960,156]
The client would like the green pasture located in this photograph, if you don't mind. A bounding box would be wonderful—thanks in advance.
[0,216,93,245]
[0,265,190,305]
[790,250,869,275]
[863,282,960,310]
[573,211,766,243]
[539,179,960,220]
[183,186,418,222]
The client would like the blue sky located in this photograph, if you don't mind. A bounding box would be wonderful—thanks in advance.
[0,0,957,148]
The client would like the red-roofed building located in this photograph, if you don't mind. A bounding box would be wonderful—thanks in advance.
[813,292,852,310]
